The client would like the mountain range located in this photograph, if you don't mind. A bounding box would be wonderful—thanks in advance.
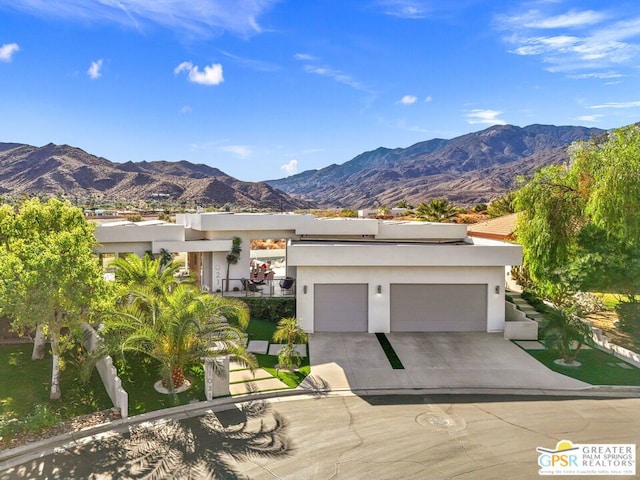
[266,124,605,207]
[0,123,606,210]
[0,142,310,210]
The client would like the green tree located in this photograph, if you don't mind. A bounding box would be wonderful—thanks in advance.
[272,317,307,369]
[225,236,242,292]
[0,198,106,400]
[396,199,413,209]
[487,191,516,218]
[112,253,184,296]
[541,308,593,365]
[515,124,640,316]
[416,199,460,222]
[106,283,255,391]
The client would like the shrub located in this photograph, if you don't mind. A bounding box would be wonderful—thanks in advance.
[615,301,640,333]
[242,297,295,322]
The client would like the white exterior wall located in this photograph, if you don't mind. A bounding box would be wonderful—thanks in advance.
[94,242,152,256]
[295,265,507,333]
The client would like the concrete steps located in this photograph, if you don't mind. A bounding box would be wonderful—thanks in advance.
[506,290,547,323]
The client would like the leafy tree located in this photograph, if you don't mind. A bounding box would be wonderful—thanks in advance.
[0,198,106,400]
[106,283,255,391]
[272,317,307,369]
[339,208,358,218]
[515,125,640,319]
[472,203,488,213]
[396,199,413,209]
[225,236,242,292]
[487,191,516,218]
[376,205,391,217]
[416,198,460,222]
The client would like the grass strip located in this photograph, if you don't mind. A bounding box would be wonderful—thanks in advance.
[375,333,404,369]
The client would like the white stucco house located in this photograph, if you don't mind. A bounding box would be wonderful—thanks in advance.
[94,213,522,335]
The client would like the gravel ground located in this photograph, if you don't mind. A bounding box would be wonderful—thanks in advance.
[0,409,120,451]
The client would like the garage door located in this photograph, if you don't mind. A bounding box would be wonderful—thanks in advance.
[390,284,487,332]
[314,284,368,332]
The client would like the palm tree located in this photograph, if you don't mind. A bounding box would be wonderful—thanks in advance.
[416,198,460,222]
[106,283,255,391]
[541,308,593,365]
[112,253,185,296]
[272,317,308,369]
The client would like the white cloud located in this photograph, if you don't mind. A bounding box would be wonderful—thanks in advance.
[399,95,417,105]
[497,7,640,74]
[180,105,192,114]
[378,1,429,19]
[567,71,623,79]
[302,64,370,92]
[175,61,224,86]
[0,42,19,62]
[465,109,507,125]
[424,95,433,102]
[221,145,253,158]
[576,114,603,122]
[87,59,103,79]
[293,53,316,61]
[280,159,298,176]
[0,0,278,38]
[219,50,280,72]
[589,101,640,109]
[505,9,608,30]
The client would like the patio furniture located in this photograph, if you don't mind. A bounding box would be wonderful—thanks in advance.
[279,277,295,294]
[241,278,263,295]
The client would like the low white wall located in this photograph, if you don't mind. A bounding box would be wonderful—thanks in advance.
[504,302,539,340]
[82,324,129,418]
[589,326,640,368]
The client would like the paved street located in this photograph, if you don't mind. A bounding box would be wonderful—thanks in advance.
[2,393,638,479]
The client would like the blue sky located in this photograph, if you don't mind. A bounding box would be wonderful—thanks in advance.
[1,0,639,182]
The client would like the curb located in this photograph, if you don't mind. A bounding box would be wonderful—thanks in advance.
[2,384,640,471]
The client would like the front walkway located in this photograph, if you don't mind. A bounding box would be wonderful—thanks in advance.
[309,332,590,392]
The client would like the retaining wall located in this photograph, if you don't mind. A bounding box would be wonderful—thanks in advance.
[504,301,539,340]
[82,324,129,418]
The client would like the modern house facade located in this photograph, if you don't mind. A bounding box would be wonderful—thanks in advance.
[94,213,522,334]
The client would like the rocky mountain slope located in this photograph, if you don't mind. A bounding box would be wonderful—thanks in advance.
[0,143,310,210]
[266,124,605,207]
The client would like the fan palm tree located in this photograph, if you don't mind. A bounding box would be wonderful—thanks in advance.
[272,317,308,369]
[106,283,255,391]
[416,198,460,222]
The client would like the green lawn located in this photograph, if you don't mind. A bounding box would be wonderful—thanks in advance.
[113,353,206,416]
[520,345,640,386]
[0,344,112,442]
[1,317,309,442]
[243,318,310,388]
[592,292,622,309]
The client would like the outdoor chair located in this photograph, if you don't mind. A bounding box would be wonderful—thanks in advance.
[279,277,295,294]
[242,278,263,295]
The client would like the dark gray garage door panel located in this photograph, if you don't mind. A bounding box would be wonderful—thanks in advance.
[314,284,368,332]
[390,284,487,332]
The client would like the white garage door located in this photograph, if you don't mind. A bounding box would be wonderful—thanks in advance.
[390,284,487,332]
[314,284,368,332]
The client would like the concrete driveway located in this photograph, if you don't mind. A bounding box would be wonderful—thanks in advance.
[309,333,590,391]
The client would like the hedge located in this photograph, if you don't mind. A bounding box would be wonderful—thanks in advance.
[241,297,296,323]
